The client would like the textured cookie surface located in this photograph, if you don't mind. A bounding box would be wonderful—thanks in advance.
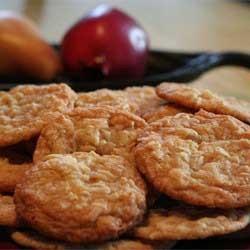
[0,141,34,192]
[34,106,146,163]
[11,230,167,250]
[98,239,173,250]
[0,195,18,226]
[134,206,250,240]
[0,84,76,147]
[0,158,31,193]
[15,152,146,243]
[156,83,250,123]
[135,110,250,208]
[124,86,163,117]
[11,230,65,250]
[76,88,135,112]
[142,104,190,123]
[76,86,164,120]
[0,138,36,192]
[99,240,153,250]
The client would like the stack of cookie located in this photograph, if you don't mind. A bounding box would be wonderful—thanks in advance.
[0,82,249,249]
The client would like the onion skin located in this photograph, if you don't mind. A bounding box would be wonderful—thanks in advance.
[0,11,62,81]
[61,4,149,79]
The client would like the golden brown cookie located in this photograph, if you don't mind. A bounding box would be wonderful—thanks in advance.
[11,230,65,250]
[99,240,153,250]
[11,229,174,250]
[156,83,250,123]
[124,86,163,117]
[0,195,18,226]
[142,104,190,123]
[0,159,31,193]
[76,88,135,112]
[76,86,162,119]
[134,206,250,240]
[135,110,250,208]
[15,152,147,243]
[0,139,35,192]
[34,106,146,163]
[98,239,175,250]
[0,83,76,147]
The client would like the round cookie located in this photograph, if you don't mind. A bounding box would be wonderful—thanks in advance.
[34,106,146,163]
[15,152,147,243]
[0,159,31,193]
[134,206,250,240]
[0,84,77,147]
[76,86,163,120]
[11,230,66,250]
[99,240,154,250]
[135,110,250,208]
[98,239,175,250]
[11,229,175,250]
[142,104,190,123]
[156,83,250,124]
[76,88,135,112]
[0,195,18,227]
[11,230,157,250]
[0,139,35,192]
[124,86,163,118]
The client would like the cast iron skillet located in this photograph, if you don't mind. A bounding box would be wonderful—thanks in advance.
[0,49,250,91]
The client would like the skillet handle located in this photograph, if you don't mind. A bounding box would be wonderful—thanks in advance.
[145,52,250,83]
[212,52,250,67]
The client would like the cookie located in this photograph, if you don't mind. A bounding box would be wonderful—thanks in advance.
[15,152,147,243]
[11,230,148,250]
[11,230,65,250]
[142,104,190,123]
[134,206,250,240]
[156,83,250,123]
[11,229,173,250]
[0,84,77,147]
[0,139,35,192]
[99,240,153,250]
[0,195,18,226]
[76,86,164,120]
[0,158,31,193]
[76,88,134,112]
[34,106,146,163]
[98,239,175,250]
[135,110,250,208]
[124,86,163,117]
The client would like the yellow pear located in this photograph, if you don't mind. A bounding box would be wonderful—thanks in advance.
[0,11,62,81]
